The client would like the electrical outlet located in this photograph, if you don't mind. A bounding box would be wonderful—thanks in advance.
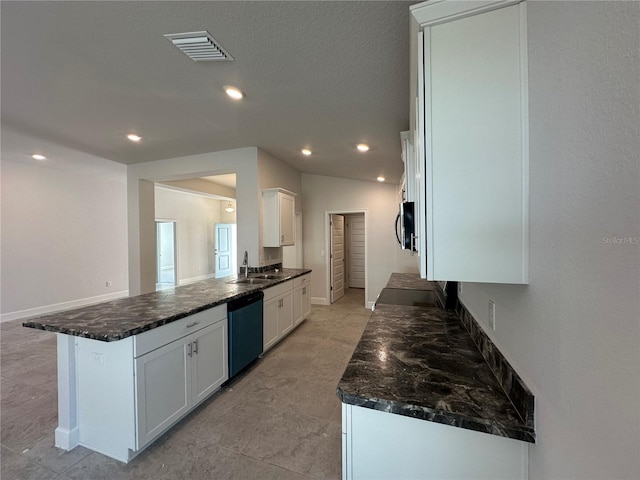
[105,281,112,287]
[488,300,496,331]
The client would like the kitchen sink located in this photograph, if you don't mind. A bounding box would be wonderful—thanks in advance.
[251,274,282,280]
[228,278,272,285]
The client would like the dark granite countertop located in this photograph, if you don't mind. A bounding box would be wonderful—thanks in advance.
[22,269,311,342]
[337,287,535,443]
[385,272,439,290]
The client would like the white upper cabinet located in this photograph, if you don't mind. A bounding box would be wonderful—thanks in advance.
[262,188,297,247]
[412,0,529,284]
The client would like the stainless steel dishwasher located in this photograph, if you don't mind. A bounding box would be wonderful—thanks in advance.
[227,290,264,379]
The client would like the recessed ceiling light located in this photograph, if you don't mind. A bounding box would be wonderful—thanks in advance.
[127,134,142,142]
[357,143,370,152]
[377,176,386,182]
[301,149,312,156]
[224,86,244,100]
[31,154,46,160]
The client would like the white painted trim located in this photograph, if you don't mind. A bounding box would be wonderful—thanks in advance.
[324,209,369,309]
[55,334,79,452]
[411,0,522,27]
[311,297,330,306]
[519,1,530,284]
[1,290,129,323]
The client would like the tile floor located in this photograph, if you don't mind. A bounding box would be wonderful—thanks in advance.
[1,288,370,479]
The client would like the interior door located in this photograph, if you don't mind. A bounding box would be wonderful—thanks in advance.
[347,215,365,288]
[214,223,234,278]
[330,214,345,303]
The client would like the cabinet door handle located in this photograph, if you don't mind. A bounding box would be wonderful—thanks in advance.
[186,321,200,328]
[187,342,192,357]
[193,340,198,355]
[302,287,306,294]
[281,235,284,243]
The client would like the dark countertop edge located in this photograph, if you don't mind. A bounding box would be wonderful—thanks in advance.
[22,269,312,341]
[336,386,536,444]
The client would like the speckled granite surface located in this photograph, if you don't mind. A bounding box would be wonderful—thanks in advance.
[385,272,438,290]
[22,269,311,342]
[337,302,535,443]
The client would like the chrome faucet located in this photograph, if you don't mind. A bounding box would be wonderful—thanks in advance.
[243,250,249,278]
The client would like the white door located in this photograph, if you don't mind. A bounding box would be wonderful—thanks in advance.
[347,215,365,288]
[214,223,234,278]
[330,214,345,303]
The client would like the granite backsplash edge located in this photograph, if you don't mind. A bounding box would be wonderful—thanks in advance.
[455,300,536,440]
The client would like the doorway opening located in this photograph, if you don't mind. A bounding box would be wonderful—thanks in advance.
[325,210,367,308]
[156,220,177,290]
[214,223,237,278]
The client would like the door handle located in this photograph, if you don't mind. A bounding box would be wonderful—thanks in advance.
[187,342,192,357]
[193,340,198,355]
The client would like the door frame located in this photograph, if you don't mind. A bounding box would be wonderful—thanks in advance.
[324,209,368,308]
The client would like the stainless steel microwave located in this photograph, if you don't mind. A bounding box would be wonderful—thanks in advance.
[395,201,416,252]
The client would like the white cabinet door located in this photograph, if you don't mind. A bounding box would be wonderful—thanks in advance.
[416,2,529,284]
[263,297,279,351]
[293,285,303,326]
[277,290,294,337]
[294,275,311,326]
[279,193,295,245]
[262,188,297,247]
[191,321,228,406]
[301,283,311,320]
[343,404,529,480]
[135,338,190,449]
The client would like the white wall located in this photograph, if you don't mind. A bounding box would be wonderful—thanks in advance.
[301,173,419,307]
[128,147,301,294]
[257,148,303,267]
[459,2,639,478]
[155,187,227,283]
[127,147,259,295]
[0,130,128,321]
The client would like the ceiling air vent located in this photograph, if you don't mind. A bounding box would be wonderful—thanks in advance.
[164,31,234,62]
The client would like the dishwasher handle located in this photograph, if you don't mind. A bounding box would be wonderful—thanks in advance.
[228,290,264,312]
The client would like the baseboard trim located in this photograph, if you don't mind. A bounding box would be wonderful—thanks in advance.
[311,297,330,306]
[1,290,129,323]
[55,426,79,451]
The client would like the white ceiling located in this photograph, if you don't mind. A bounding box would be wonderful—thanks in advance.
[1,1,415,184]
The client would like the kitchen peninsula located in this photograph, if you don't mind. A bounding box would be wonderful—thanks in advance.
[338,273,535,480]
[22,268,311,463]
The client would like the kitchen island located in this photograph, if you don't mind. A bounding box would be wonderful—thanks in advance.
[337,273,535,480]
[22,268,311,462]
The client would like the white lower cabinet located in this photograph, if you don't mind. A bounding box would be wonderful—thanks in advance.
[135,319,228,450]
[73,304,228,462]
[342,404,529,480]
[263,277,309,352]
[293,274,311,326]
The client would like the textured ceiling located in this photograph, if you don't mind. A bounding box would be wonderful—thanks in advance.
[1,1,415,184]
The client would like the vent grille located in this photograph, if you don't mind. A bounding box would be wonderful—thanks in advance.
[164,31,233,62]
